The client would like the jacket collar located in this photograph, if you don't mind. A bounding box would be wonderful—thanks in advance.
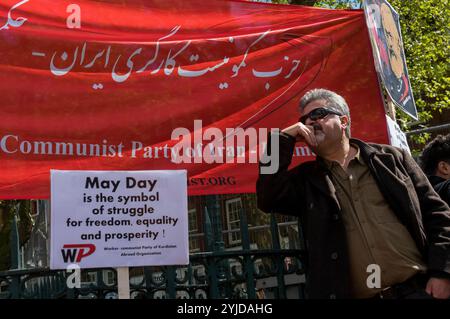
[315,138,380,169]
[305,161,341,210]
[308,138,394,207]
[320,142,364,170]
[350,138,397,172]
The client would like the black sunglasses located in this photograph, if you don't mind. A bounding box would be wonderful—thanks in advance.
[299,107,342,124]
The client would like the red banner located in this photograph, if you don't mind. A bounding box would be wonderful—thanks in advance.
[0,0,388,199]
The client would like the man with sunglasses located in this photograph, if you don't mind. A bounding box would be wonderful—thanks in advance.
[419,134,450,206]
[257,88,450,299]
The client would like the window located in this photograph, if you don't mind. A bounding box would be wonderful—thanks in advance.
[225,198,242,245]
[188,209,198,232]
[105,270,115,285]
[81,271,97,285]
[188,209,200,251]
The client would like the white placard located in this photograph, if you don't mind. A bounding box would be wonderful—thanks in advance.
[386,115,411,154]
[50,170,188,269]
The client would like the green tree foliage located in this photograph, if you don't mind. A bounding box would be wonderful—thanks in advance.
[388,0,449,128]
[0,200,34,270]
[273,0,449,144]
[315,0,449,144]
[314,0,361,9]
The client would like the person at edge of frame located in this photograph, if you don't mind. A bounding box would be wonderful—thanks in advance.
[419,134,450,206]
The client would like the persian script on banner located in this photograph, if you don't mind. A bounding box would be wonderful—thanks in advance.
[0,0,388,198]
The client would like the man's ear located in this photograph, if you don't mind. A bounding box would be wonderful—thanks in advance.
[437,161,450,178]
[340,116,349,129]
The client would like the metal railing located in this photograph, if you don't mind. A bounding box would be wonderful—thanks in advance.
[0,198,306,299]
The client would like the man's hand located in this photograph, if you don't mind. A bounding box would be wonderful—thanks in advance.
[281,122,318,147]
[425,277,450,299]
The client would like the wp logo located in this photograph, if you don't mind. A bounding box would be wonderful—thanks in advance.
[61,244,96,263]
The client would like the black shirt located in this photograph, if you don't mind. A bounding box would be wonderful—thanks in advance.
[428,175,450,206]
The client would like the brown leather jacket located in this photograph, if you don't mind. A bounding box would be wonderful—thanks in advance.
[257,133,450,299]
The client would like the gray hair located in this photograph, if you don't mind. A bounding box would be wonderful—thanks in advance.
[299,88,351,137]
